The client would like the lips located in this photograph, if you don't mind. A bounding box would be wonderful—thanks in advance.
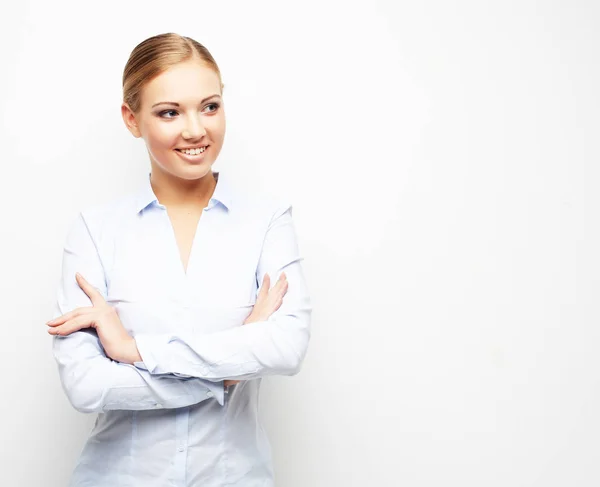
[174,145,210,164]
[175,146,209,152]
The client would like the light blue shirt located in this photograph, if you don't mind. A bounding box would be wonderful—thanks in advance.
[51,170,312,487]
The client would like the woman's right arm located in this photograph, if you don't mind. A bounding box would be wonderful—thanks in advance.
[51,211,225,414]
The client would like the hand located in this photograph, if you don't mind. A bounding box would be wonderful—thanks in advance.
[244,272,288,325]
[46,273,140,364]
[224,273,289,388]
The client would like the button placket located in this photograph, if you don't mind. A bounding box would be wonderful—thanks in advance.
[175,408,189,455]
[172,285,192,332]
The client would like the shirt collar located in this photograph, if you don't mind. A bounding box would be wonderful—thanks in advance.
[134,170,232,214]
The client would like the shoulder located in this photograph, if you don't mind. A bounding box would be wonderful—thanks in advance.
[76,191,137,240]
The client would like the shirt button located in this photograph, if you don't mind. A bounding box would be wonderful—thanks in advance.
[206,391,213,398]
[177,445,185,452]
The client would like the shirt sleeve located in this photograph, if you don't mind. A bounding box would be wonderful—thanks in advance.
[133,201,313,381]
[51,211,225,414]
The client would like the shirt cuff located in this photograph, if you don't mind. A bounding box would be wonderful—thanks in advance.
[134,334,164,374]
[212,381,225,405]
[134,335,225,406]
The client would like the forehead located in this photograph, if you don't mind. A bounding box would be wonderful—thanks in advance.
[142,61,220,103]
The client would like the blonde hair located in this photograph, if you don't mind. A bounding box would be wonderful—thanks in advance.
[122,33,223,114]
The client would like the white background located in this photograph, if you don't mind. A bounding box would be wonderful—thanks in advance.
[1,1,599,486]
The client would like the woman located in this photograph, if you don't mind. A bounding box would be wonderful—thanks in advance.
[46,33,312,487]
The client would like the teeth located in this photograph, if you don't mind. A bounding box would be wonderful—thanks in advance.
[179,146,206,155]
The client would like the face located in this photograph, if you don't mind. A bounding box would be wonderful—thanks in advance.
[122,60,226,181]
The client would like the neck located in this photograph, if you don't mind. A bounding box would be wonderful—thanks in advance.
[150,166,218,209]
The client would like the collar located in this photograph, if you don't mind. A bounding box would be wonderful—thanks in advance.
[134,170,232,214]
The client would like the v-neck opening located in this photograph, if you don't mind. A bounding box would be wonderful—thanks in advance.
[164,209,205,280]
[152,171,221,280]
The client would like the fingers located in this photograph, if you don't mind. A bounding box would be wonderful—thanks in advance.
[275,273,288,296]
[257,274,270,299]
[47,315,92,336]
[270,272,287,290]
[46,306,94,326]
[266,273,288,308]
[269,273,288,297]
[274,280,288,311]
[245,272,289,324]
[75,273,106,307]
[257,272,286,298]
[47,273,105,326]
[256,272,288,306]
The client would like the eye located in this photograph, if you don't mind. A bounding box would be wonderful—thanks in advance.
[204,102,220,113]
[158,109,179,118]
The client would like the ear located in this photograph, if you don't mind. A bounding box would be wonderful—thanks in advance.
[121,103,142,138]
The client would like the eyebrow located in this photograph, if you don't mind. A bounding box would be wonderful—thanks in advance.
[152,94,221,108]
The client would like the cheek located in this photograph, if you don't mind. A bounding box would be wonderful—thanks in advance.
[208,117,226,143]
[146,119,180,145]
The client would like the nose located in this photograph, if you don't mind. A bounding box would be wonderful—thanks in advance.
[182,114,207,140]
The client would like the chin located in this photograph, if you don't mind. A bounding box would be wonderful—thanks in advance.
[177,164,215,179]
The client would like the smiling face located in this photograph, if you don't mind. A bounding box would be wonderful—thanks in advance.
[122,60,226,181]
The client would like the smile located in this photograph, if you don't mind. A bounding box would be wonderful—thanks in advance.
[175,146,208,155]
